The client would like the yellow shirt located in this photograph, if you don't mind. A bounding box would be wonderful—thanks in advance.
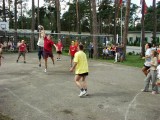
[74,51,89,74]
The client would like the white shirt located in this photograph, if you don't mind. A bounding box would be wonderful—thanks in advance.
[144,48,152,67]
[37,37,44,47]
[103,49,108,55]
[157,65,160,79]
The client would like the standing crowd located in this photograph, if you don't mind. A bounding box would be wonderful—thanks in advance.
[141,43,160,94]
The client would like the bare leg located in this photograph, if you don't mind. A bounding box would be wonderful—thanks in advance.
[70,57,73,67]
[24,54,26,63]
[51,57,54,64]
[17,54,21,62]
[81,76,87,89]
[44,58,48,69]
[58,54,60,59]
[75,75,83,89]
[39,59,41,66]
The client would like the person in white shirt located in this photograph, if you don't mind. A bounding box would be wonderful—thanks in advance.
[156,65,160,86]
[37,25,45,67]
[142,43,152,76]
[141,50,158,94]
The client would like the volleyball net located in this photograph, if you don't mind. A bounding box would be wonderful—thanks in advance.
[0,30,117,58]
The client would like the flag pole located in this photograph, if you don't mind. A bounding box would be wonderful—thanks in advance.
[141,0,145,57]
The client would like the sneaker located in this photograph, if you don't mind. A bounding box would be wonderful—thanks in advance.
[44,69,47,72]
[152,91,158,95]
[78,91,85,97]
[141,89,149,92]
[83,90,87,96]
[78,90,87,97]
[59,58,61,61]
[56,58,59,61]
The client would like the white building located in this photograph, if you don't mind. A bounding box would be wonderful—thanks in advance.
[128,31,160,45]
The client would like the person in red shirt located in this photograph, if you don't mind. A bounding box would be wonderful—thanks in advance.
[43,34,57,72]
[16,40,27,63]
[56,39,63,61]
[68,41,77,67]
[74,40,79,48]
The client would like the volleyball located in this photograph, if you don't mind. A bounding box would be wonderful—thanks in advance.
[38,25,43,30]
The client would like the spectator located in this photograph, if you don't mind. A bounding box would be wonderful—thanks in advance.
[102,47,108,59]
[0,42,4,66]
[88,42,94,59]
[142,43,152,76]
[141,50,158,94]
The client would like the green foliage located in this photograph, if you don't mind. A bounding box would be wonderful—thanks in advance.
[61,0,91,32]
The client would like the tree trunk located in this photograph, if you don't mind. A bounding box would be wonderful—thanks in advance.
[56,0,61,39]
[14,0,18,43]
[76,0,80,34]
[89,0,92,34]
[8,0,11,27]
[91,0,98,58]
[37,0,40,26]
[141,0,145,57]
[152,0,157,45]
[122,0,131,55]
[21,1,23,29]
[31,0,35,51]
[3,0,6,22]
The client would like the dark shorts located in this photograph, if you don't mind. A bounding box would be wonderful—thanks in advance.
[57,51,62,54]
[143,65,150,70]
[77,72,89,76]
[43,50,53,59]
[18,51,25,57]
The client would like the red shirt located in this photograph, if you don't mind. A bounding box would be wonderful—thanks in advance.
[69,45,77,56]
[56,43,63,51]
[44,36,54,52]
[19,43,26,52]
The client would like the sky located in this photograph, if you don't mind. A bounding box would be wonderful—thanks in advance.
[31,0,160,8]
[134,0,160,7]
[27,0,160,11]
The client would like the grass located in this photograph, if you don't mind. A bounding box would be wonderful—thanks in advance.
[98,54,144,68]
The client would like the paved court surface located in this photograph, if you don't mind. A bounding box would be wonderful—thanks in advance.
[0,53,160,120]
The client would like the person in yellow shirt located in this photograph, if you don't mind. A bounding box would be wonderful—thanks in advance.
[70,44,89,97]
